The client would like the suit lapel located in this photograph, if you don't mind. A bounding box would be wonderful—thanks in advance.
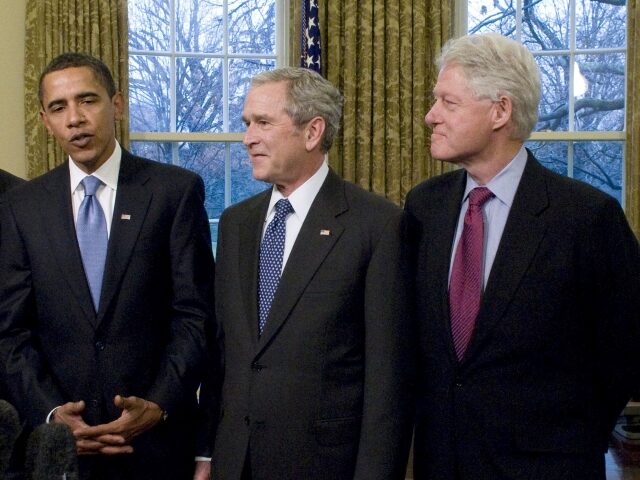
[256,171,346,353]
[97,152,152,323]
[40,164,97,322]
[465,154,549,361]
[426,171,468,363]
[238,191,270,348]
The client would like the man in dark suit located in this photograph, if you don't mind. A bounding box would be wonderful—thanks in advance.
[195,67,413,480]
[0,53,215,479]
[0,169,24,196]
[405,33,640,479]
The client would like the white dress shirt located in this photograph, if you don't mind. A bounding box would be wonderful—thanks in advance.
[69,141,122,237]
[262,161,329,272]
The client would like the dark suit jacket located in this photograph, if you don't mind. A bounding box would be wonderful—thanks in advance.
[0,169,24,400]
[405,151,640,480]
[0,150,215,479]
[204,169,414,480]
[0,169,24,197]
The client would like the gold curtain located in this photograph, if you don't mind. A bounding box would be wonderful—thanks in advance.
[626,0,640,237]
[24,0,129,179]
[289,1,454,205]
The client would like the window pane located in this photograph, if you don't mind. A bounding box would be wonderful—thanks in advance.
[176,0,224,53]
[521,0,570,51]
[229,58,276,132]
[130,141,173,164]
[129,0,171,52]
[574,141,623,203]
[467,0,516,35]
[576,0,625,49]
[177,57,224,133]
[230,142,269,203]
[229,0,277,54]
[525,140,623,203]
[526,141,569,176]
[129,55,171,132]
[574,53,625,132]
[130,141,224,219]
[536,54,570,132]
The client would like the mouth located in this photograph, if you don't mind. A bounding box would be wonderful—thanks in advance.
[69,133,93,148]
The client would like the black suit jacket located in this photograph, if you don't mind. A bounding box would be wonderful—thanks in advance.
[0,150,215,479]
[405,151,640,480]
[204,169,414,480]
[0,169,24,197]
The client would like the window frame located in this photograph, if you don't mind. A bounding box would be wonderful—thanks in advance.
[128,0,290,210]
[456,0,627,205]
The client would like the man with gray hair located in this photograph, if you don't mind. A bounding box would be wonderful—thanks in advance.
[195,67,414,479]
[405,33,639,479]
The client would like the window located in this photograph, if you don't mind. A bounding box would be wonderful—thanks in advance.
[128,0,288,244]
[461,0,626,204]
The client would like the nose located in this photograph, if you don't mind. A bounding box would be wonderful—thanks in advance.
[424,102,439,128]
[66,104,85,128]
[243,123,257,147]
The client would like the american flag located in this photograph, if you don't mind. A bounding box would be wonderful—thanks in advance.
[301,0,321,74]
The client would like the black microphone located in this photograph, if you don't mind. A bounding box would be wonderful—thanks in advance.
[0,399,21,476]
[25,422,79,480]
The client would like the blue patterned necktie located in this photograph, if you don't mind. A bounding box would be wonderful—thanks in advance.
[258,198,294,334]
[76,176,108,312]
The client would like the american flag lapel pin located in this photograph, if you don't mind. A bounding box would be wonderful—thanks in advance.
[120,214,131,220]
[320,229,331,236]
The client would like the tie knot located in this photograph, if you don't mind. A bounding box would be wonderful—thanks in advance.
[468,187,493,208]
[274,199,294,220]
[81,176,103,196]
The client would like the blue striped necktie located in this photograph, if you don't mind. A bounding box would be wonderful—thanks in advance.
[76,176,108,312]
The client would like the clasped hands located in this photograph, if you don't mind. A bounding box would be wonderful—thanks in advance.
[53,395,164,455]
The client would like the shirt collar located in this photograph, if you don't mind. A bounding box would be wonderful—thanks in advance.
[463,145,527,208]
[69,141,122,193]
[267,161,329,219]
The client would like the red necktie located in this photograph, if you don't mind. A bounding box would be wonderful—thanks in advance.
[449,187,494,360]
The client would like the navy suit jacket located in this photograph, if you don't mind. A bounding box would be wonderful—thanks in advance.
[0,150,215,479]
[405,151,640,480]
[203,169,414,480]
[0,169,24,197]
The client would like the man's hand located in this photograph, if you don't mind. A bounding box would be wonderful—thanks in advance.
[53,400,131,455]
[74,395,163,455]
[193,460,212,480]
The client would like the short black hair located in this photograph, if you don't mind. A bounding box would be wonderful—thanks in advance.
[38,53,117,105]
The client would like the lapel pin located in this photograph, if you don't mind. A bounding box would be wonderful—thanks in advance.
[320,229,331,236]
[120,214,131,220]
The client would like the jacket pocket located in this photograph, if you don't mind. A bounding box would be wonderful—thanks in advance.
[313,416,362,446]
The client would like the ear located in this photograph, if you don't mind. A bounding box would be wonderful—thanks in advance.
[492,95,512,131]
[304,116,326,152]
[112,92,125,121]
[39,109,53,135]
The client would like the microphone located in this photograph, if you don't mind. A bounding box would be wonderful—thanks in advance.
[0,399,21,477]
[25,422,79,480]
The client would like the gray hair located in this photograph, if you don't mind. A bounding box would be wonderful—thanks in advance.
[437,33,541,141]
[250,67,343,153]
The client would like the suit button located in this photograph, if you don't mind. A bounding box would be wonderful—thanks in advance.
[251,362,264,371]
[90,399,100,408]
[244,416,250,426]
[95,341,105,351]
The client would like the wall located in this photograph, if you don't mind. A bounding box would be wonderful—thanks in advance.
[0,0,27,178]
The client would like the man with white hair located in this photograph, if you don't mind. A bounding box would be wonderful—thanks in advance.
[406,33,640,479]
